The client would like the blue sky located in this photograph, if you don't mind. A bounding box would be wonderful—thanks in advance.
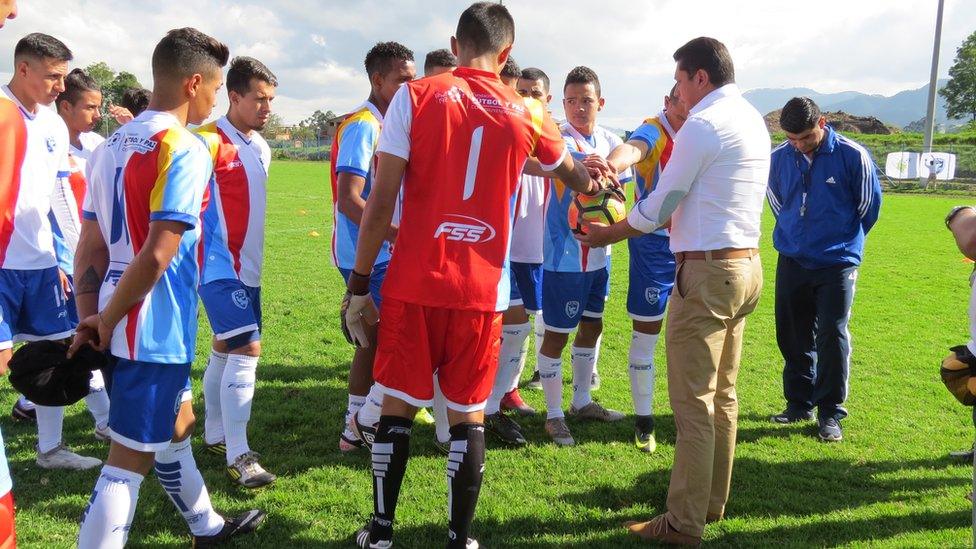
[2,0,974,129]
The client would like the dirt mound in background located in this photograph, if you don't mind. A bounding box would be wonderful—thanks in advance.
[765,110,896,135]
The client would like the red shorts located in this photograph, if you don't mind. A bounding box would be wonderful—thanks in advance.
[0,491,15,549]
[373,297,502,411]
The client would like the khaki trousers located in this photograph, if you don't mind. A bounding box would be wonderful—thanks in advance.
[664,254,763,537]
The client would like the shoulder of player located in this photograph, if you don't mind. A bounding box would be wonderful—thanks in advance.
[833,133,871,162]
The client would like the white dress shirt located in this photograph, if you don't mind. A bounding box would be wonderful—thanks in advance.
[627,84,770,252]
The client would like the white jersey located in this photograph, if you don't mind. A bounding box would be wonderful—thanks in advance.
[510,173,547,264]
[196,116,271,287]
[0,86,69,270]
[69,131,104,180]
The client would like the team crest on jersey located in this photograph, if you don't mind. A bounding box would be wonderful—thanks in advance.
[232,289,250,309]
[645,287,661,305]
[45,136,56,152]
[565,301,580,318]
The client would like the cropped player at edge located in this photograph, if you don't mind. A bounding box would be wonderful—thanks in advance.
[196,55,277,488]
[602,84,689,452]
[341,3,606,547]
[72,28,264,547]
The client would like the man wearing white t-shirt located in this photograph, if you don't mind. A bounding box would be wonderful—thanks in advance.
[1,33,101,470]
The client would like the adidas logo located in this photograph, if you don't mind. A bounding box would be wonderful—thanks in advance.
[825,176,837,185]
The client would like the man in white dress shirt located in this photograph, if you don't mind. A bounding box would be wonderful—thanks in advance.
[579,36,769,545]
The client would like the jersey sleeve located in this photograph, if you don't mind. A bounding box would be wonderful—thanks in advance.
[531,108,567,171]
[629,122,662,150]
[149,137,210,228]
[376,85,413,161]
[335,119,377,178]
[82,145,108,221]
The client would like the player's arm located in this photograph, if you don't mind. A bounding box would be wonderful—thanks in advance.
[68,218,109,357]
[606,139,649,174]
[948,207,976,260]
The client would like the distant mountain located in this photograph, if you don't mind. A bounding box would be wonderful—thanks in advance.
[743,80,956,128]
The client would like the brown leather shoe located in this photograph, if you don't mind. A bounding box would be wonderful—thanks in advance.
[624,514,702,546]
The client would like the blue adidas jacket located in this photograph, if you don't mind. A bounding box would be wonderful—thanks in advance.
[766,126,881,269]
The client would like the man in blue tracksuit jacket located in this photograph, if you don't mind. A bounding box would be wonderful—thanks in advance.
[765,97,882,442]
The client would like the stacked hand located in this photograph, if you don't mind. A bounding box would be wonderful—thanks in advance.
[107,104,135,125]
[580,154,625,200]
[67,313,114,358]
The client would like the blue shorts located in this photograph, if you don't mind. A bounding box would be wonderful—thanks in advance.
[0,266,73,350]
[103,356,192,452]
[339,261,387,310]
[509,262,542,313]
[199,279,262,346]
[65,274,78,325]
[627,233,676,321]
[542,268,609,333]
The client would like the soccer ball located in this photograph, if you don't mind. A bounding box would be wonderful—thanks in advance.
[567,190,626,235]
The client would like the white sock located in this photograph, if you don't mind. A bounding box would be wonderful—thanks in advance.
[571,346,596,410]
[629,331,659,417]
[77,465,143,549]
[509,321,532,392]
[358,384,384,428]
[433,374,450,443]
[35,405,64,453]
[487,322,531,415]
[202,350,228,445]
[154,438,225,536]
[537,352,564,419]
[592,334,603,378]
[85,369,110,430]
[533,315,546,365]
[344,394,367,439]
[17,395,35,411]
[221,354,258,464]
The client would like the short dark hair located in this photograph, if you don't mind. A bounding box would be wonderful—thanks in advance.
[151,28,229,82]
[56,68,100,110]
[364,41,414,78]
[780,97,822,134]
[227,56,278,96]
[673,37,734,88]
[14,33,72,63]
[120,88,152,117]
[520,67,550,93]
[424,49,457,74]
[564,66,600,96]
[500,56,520,80]
[455,2,515,57]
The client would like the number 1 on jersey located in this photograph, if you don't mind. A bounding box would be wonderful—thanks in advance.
[462,126,484,201]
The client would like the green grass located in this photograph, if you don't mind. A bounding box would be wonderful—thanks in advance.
[7,160,976,547]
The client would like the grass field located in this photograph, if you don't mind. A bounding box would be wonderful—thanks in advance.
[7,160,976,547]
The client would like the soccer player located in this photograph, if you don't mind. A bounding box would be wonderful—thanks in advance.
[331,42,416,452]
[46,68,112,440]
[196,56,277,488]
[499,55,519,87]
[423,48,457,77]
[1,33,102,470]
[602,85,689,452]
[537,66,630,447]
[483,66,553,446]
[119,87,151,118]
[72,28,265,546]
[342,4,598,547]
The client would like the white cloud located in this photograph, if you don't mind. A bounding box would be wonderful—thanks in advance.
[1,0,973,128]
